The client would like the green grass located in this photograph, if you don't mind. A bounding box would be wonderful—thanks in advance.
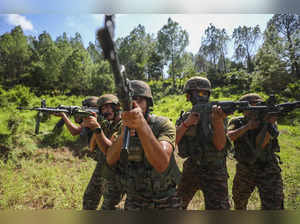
[0,150,96,209]
[0,93,299,210]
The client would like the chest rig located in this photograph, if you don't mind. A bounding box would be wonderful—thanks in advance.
[232,116,280,166]
[120,115,181,199]
[177,111,227,166]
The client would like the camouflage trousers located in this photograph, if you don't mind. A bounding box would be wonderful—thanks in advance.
[232,162,284,210]
[124,191,182,211]
[82,161,124,210]
[177,158,230,210]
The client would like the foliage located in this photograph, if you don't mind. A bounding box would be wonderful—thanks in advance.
[0,26,32,84]
[198,24,230,74]
[0,14,299,97]
[0,85,35,107]
[157,17,189,87]
[283,80,300,100]
[268,14,300,78]
[117,25,155,80]
[232,25,261,73]
[254,23,292,93]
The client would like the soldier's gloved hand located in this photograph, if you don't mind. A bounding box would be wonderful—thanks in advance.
[184,112,200,127]
[121,101,144,129]
[82,112,100,130]
[212,105,226,123]
[247,119,260,130]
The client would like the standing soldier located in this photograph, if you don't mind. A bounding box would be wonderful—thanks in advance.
[53,96,99,138]
[227,93,284,210]
[106,80,182,210]
[82,94,124,210]
[176,76,231,210]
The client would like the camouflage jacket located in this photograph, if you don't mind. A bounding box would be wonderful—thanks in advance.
[228,116,280,166]
[97,118,123,179]
[118,114,181,199]
[176,111,231,166]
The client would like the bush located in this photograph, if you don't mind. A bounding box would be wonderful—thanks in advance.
[283,81,300,100]
[1,85,35,107]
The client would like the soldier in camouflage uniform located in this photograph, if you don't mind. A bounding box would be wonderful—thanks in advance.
[82,94,124,210]
[176,76,231,210]
[106,80,182,210]
[227,93,284,210]
[53,96,99,138]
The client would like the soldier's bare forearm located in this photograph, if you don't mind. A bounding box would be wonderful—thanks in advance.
[256,124,271,149]
[175,122,189,144]
[89,134,97,152]
[106,133,123,166]
[62,114,82,135]
[212,119,226,150]
[227,124,250,141]
[95,131,113,155]
[136,119,172,173]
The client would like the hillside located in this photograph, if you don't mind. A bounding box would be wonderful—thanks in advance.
[0,91,300,209]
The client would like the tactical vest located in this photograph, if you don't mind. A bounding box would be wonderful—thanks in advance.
[229,116,280,165]
[98,118,122,180]
[120,115,181,199]
[176,111,228,166]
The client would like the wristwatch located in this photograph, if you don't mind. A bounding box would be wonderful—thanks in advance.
[93,127,102,134]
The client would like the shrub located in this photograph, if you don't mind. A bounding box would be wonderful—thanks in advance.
[2,85,35,107]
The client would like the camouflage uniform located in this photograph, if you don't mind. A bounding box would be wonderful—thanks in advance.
[228,112,284,210]
[176,113,231,210]
[115,80,182,210]
[176,76,231,210]
[83,95,124,210]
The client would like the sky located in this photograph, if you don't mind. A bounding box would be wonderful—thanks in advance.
[0,14,274,57]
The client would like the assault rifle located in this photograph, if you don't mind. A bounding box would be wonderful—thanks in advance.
[245,95,300,137]
[97,15,133,151]
[17,99,99,134]
[190,100,250,139]
[246,95,300,117]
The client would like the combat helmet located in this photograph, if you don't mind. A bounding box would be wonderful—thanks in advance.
[97,94,120,108]
[82,96,99,107]
[239,93,263,104]
[131,80,153,107]
[183,76,212,94]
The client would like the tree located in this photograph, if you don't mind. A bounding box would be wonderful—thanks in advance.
[61,48,93,95]
[117,25,154,80]
[198,24,229,74]
[0,26,31,85]
[254,23,290,93]
[87,41,103,64]
[70,32,84,49]
[232,25,261,73]
[173,52,198,88]
[90,60,114,96]
[268,14,300,78]
[29,31,62,94]
[157,17,189,88]
[146,45,164,80]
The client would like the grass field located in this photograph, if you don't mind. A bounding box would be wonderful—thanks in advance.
[0,94,299,210]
